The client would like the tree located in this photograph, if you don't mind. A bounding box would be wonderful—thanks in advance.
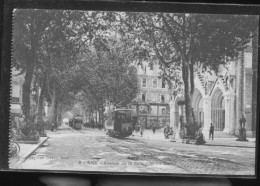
[12,9,53,124]
[64,36,140,123]
[121,12,254,138]
[13,9,87,125]
[251,16,259,137]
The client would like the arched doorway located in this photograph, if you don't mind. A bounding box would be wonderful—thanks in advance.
[211,88,225,131]
[192,89,204,127]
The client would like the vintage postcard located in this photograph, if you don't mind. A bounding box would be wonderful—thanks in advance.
[6,4,258,176]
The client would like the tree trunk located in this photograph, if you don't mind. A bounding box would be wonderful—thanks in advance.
[48,85,57,125]
[22,60,35,125]
[96,110,98,125]
[252,17,258,137]
[101,105,105,126]
[22,17,40,125]
[37,72,47,119]
[54,99,59,127]
[240,51,245,119]
[182,61,197,138]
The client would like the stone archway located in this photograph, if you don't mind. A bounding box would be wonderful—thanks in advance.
[169,94,184,130]
[192,89,204,127]
[211,88,225,131]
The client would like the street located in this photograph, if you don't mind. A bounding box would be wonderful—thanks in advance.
[13,127,255,175]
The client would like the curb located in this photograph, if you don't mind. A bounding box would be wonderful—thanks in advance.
[17,137,49,164]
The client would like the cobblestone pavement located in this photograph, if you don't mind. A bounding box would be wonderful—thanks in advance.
[15,127,256,176]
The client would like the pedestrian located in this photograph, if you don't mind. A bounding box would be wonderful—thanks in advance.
[240,115,246,129]
[140,125,144,137]
[51,122,55,132]
[152,124,156,134]
[209,123,214,140]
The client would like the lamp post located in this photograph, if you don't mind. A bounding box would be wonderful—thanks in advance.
[31,86,46,137]
[30,87,37,116]
[31,86,41,124]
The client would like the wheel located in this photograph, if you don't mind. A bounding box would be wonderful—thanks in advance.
[10,142,20,157]
[13,142,20,155]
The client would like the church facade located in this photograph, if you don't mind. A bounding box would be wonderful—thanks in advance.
[169,46,255,137]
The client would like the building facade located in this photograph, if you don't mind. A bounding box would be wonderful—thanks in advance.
[11,69,24,114]
[131,63,172,128]
[170,45,255,137]
[131,43,255,137]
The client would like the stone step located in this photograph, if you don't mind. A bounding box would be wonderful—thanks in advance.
[212,131,236,138]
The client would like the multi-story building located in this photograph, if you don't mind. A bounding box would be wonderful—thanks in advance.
[131,63,172,128]
[11,68,24,115]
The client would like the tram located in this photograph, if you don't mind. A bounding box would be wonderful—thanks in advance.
[104,107,135,138]
[69,116,83,130]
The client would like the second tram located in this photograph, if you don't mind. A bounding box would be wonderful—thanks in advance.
[104,107,135,138]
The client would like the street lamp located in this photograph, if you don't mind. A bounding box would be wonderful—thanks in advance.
[31,87,37,96]
[31,86,45,137]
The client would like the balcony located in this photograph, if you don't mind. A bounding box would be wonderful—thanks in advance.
[11,97,20,103]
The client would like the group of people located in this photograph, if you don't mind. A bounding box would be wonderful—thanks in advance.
[134,121,215,143]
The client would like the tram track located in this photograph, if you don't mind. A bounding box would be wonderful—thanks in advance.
[71,128,252,174]
[106,137,251,174]
[106,137,196,174]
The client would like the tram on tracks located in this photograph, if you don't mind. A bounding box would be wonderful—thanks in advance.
[104,107,136,138]
[69,116,83,130]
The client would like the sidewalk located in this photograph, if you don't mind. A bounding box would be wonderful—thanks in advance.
[132,129,256,148]
[10,136,49,168]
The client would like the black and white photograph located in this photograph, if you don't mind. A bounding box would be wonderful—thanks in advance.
[8,7,258,176]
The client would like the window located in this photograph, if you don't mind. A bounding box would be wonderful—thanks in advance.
[142,93,146,102]
[139,106,148,114]
[142,78,146,87]
[151,93,156,102]
[162,108,166,115]
[157,94,161,103]
[150,106,157,115]
[161,94,165,103]
[162,80,166,88]
[153,79,157,88]
[147,78,152,87]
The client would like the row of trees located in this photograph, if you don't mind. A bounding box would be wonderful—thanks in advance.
[12,10,139,127]
[13,9,257,137]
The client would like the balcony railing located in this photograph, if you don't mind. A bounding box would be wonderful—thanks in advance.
[11,97,20,103]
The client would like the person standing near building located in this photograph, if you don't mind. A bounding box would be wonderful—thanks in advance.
[240,114,246,129]
[51,122,55,132]
[209,123,214,140]
[152,123,156,134]
[140,124,144,137]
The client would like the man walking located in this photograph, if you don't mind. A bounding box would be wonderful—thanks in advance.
[152,123,156,134]
[140,125,144,137]
[209,123,214,140]
[240,114,246,129]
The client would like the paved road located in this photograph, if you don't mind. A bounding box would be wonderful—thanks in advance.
[16,128,256,175]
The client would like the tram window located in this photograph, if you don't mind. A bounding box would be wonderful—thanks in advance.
[126,113,131,123]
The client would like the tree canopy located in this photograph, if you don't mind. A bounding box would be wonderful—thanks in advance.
[12,9,256,133]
